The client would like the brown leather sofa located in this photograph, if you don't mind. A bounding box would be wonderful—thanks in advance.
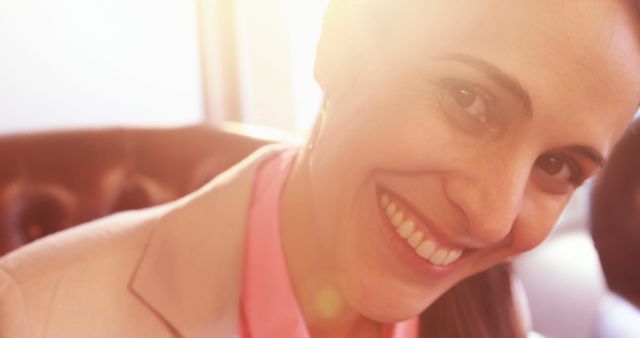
[0,125,270,255]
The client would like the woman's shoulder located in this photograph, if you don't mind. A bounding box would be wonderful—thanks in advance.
[0,204,167,286]
[0,144,293,337]
[0,204,171,337]
[0,143,292,283]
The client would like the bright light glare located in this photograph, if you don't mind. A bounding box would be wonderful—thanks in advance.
[0,0,203,133]
[235,0,329,133]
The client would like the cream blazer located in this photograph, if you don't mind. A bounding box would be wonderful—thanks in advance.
[0,145,286,338]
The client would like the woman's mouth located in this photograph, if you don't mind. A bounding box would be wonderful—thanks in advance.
[377,187,467,271]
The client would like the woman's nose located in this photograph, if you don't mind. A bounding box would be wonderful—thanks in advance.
[443,158,530,246]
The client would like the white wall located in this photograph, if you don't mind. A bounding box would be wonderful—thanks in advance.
[0,0,203,133]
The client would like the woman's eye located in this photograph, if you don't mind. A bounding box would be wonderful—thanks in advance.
[534,154,584,190]
[446,82,490,125]
[436,79,495,134]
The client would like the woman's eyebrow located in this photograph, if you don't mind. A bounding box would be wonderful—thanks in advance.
[440,53,607,168]
[567,145,606,168]
[440,53,533,118]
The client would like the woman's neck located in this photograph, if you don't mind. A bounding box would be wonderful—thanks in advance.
[279,149,382,338]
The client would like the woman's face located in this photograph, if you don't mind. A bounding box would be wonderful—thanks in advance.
[308,0,640,322]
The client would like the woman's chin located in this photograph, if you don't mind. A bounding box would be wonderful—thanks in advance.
[339,276,438,324]
[348,294,429,324]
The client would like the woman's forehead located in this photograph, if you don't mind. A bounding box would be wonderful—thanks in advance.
[385,1,640,123]
[390,0,640,50]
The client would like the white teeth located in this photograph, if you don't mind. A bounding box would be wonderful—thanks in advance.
[416,240,437,259]
[443,250,463,265]
[381,192,465,266]
[385,203,397,217]
[407,231,423,248]
[380,193,390,208]
[429,249,448,265]
[397,220,415,238]
[391,212,404,227]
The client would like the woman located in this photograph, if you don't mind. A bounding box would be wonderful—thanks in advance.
[2,0,640,337]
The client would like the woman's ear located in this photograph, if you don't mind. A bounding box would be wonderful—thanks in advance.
[314,0,374,100]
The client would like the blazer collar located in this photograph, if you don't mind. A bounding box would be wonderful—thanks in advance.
[130,144,289,338]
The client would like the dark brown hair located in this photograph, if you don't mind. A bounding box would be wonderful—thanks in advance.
[419,263,526,338]
[590,118,640,304]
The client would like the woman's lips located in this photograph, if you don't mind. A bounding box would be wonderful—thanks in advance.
[376,187,469,270]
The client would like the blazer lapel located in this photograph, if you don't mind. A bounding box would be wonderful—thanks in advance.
[130,144,288,338]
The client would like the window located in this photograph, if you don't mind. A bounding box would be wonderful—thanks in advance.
[0,0,203,133]
[207,0,329,134]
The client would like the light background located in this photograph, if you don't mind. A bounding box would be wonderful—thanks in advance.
[0,0,328,134]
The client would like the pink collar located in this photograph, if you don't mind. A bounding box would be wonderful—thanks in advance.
[239,149,418,338]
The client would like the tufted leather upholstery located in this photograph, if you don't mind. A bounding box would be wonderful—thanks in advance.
[0,125,270,255]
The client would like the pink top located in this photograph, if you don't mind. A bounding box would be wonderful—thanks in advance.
[239,149,419,338]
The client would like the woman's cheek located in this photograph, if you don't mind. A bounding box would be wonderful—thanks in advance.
[509,192,569,252]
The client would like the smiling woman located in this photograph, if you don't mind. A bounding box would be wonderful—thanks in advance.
[1,0,640,337]
[281,0,640,337]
